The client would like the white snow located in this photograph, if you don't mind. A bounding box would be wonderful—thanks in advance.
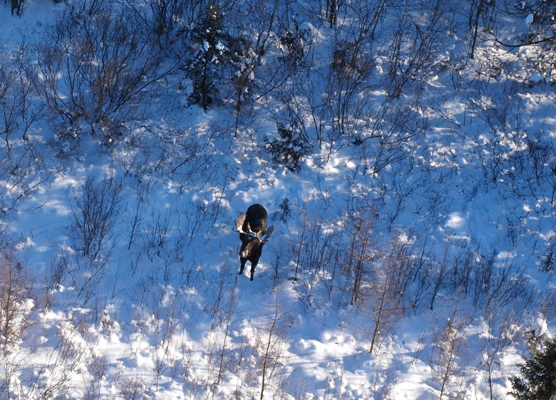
[526,13,534,25]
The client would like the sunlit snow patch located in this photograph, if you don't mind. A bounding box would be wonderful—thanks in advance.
[525,13,534,25]
[446,212,465,229]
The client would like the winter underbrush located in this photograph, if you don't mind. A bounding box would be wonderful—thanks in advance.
[1,0,556,399]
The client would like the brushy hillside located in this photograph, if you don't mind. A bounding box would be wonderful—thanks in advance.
[1,0,556,399]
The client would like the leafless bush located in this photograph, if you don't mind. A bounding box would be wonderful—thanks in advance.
[144,208,172,261]
[0,348,24,400]
[126,200,145,253]
[0,46,42,151]
[357,240,415,354]
[471,255,533,312]
[207,276,238,391]
[502,131,556,203]
[0,246,34,350]
[84,355,108,400]
[0,141,48,215]
[429,303,470,400]
[268,50,330,150]
[467,0,496,59]
[384,0,447,98]
[321,0,386,141]
[222,0,291,120]
[478,309,521,400]
[254,289,291,400]
[174,198,223,246]
[144,0,205,43]
[421,241,535,318]
[42,247,73,310]
[466,81,526,189]
[69,175,122,261]
[286,205,346,307]
[117,377,147,400]
[2,309,91,400]
[34,0,173,141]
[428,248,453,311]
[404,240,436,311]
[35,317,92,399]
[150,287,183,391]
[326,44,375,141]
[441,248,535,314]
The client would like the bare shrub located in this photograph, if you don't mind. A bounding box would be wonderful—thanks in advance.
[144,0,203,43]
[441,248,535,314]
[479,309,521,400]
[0,46,42,151]
[149,286,184,391]
[84,355,107,400]
[28,316,92,400]
[428,248,453,311]
[1,267,92,400]
[207,276,238,390]
[0,141,49,215]
[287,205,345,307]
[117,376,147,400]
[34,0,172,141]
[255,289,291,400]
[468,0,492,59]
[344,211,374,306]
[384,0,447,98]
[144,208,172,261]
[429,304,470,400]
[0,246,33,350]
[69,175,122,261]
[126,197,145,251]
[42,247,72,310]
[226,0,281,116]
[269,47,328,149]
[505,133,556,203]
[323,0,385,141]
[358,240,415,354]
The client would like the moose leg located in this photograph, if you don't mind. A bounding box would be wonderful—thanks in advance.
[11,0,21,15]
[249,260,258,281]
[239,258,247,275]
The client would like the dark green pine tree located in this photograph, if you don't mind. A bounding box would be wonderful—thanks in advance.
[509,337,556,400]
[188,4,230,111]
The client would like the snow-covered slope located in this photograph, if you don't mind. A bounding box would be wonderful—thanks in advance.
[1,0,555,399]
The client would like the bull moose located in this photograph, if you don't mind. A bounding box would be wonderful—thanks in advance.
[234,204,274,280]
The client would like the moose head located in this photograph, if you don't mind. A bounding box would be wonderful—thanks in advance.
[234,204,274,281]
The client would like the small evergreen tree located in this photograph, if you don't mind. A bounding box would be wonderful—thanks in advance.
[188,4,230,111]
[509,337,556,400]
[264,123,309,173]
[277,197,291,223]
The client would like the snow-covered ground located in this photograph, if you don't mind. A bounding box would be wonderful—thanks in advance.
[1,0,555,399]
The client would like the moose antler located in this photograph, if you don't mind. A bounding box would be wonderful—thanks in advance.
[247,222,266,238]
[261,225,274,243]
[235,209,273,241]
[234,213,247,233]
